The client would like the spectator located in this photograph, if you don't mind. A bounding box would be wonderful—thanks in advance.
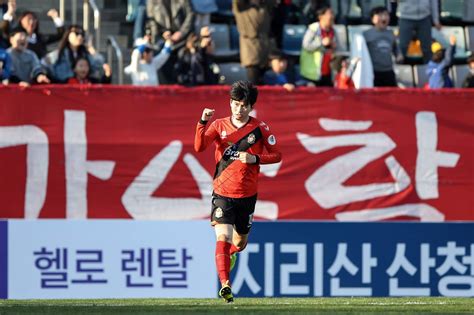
[300,6,339,87]
[17,9,64,59]
[462,54,474,88]
[0,0,15,49]
[426,36,456,89]
[67,57,112,84]
[332,55,358,89]
[42,25,106,83]
[126,0,147,42]
[363,6,400,87]
[398,0,441,64]
[301,0,330,25]
[233,0,275,85]
[358,0,391,24]
[7,27,50,86]
[263,50,295,91]
[272,0,302,48]
[175,26,218,86]
[0,46,11,83]
[124,39,172,86]
[191,0,217,33]
[146,0,195,84]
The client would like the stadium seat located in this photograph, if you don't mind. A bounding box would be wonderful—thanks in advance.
[282,24,307,57]
[414,64,429,88]
[394,64,414,88]
[229,24,240,51]
[452,64,470,87]
[215,0,233,17]
[346,0,362,19]
[466,26,474,51]
[208,23,239,59]
[334,24,348,52]
[431,26,470,61]
[440,0,463,24]
[218,62,247,84]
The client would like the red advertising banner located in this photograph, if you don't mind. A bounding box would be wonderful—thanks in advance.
[0,86,473,221]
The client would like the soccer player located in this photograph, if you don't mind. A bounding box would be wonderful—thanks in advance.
[194,80,282,303]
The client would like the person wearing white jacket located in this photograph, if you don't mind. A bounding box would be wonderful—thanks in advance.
[124,40,172,86]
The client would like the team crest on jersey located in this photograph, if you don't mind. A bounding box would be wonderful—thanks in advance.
[260,121,270,131]
[215,207,223,218]
[268,135,276,145]
[221,130,227,139]
[247,133,256,144]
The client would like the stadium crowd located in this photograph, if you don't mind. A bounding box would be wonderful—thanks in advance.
[0,0,473,88]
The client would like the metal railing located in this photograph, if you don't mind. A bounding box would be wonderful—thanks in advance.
[59,0,100,50]
[107,36,124,85]
[83,0,101,51]
[59,0,79,25]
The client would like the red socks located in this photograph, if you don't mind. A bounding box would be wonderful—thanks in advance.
[215,241,231,285]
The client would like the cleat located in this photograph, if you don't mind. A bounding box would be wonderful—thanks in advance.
[230,253,237,271]
[219,283,234,303]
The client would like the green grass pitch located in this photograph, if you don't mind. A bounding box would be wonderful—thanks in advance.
[1,297,473,314]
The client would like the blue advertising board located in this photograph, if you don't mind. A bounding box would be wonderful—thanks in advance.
[231,222,474,297]
[0,221,7,299]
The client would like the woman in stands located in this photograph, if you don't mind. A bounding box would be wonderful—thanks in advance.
[42,25,106,83]
[18,9,65,59]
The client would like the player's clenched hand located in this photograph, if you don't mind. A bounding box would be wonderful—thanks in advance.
[239,152,257,164]
[201,108,215,121]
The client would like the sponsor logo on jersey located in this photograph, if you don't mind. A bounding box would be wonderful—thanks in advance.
[268,135,276,145]
[215,207,223,218]
[247,133,256,144]
[260,121,270,131]
[221,130,227,139]
[224,146,240,160]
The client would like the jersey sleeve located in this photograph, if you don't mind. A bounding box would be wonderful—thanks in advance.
[256,122,282,164]
[194,120,219,152]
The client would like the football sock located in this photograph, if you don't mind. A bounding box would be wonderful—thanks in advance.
[216,241,231,285]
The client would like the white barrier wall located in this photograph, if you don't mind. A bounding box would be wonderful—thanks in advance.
[7,220,216,299]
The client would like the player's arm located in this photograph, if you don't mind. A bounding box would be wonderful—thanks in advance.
[194,108,218,152]
[256,124,282,164]
[239,124,282,164]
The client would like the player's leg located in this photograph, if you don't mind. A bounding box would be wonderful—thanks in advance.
[229,194,257,270]
[211,193,236,302]
[214,224,234,302]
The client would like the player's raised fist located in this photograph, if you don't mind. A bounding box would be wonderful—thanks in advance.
[239,152,257,164]
[201,108,215,121]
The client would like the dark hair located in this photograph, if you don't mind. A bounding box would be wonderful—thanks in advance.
[230,80,258,106]
[317,5,331,18]
[18,11,39,34]
[72,56,91,74]
[9,26,26,37]
[370,6,389,19]
[331,55,349,73]
[432,49,445,63]
[467,54,474,64]
[57,25,88,63]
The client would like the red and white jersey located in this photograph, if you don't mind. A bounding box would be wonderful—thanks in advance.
[195,116,282,198]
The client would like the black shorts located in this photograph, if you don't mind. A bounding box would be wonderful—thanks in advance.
[211,192,257,235]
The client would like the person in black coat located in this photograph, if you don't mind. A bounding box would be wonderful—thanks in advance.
[17,9,64,59]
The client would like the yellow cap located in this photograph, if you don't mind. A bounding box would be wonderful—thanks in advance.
[431,41,443,53]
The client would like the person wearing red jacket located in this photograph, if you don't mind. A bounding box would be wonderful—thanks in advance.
[194,80,282,303]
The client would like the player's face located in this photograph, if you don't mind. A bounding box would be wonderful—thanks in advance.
[230,99,252,122]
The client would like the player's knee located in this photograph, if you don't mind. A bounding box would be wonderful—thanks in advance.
[217,234,230,242]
